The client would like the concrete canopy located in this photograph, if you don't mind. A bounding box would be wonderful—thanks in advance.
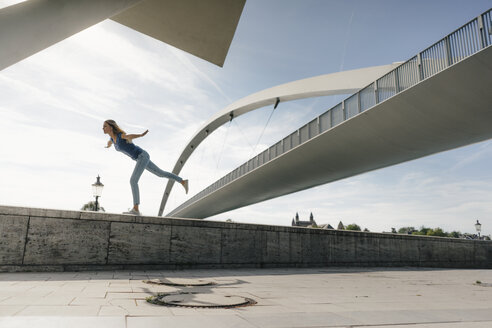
[0,0,245,71]
[111,0,246,67]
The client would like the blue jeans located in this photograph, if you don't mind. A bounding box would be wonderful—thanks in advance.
[130,150,183,205]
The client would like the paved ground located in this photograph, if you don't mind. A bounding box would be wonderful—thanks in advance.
[0,267,491,328]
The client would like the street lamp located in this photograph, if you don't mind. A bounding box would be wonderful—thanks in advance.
[92,175,104,212]
[475,220,482,239]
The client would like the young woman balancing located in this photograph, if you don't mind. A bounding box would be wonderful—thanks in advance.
[103,120,188,215]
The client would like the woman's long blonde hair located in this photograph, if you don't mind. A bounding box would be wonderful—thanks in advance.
[105,119,125,135]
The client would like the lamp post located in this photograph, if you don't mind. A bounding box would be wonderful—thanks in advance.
[92,175,104,212]
[475,220,482,239]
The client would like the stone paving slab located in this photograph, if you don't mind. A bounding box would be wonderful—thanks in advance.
[0,306,25,316]
[98,306,129,316]
[0,316,125,328]
[127,315,257,328]
[0,267,491,327]
[15,305,100,316]
[240,311,361,327]
[368,323,492,328]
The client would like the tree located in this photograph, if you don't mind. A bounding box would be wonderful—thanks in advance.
[337,221,345,230]
[346,223,361,231]
[398,227,416,234]
[449,231,461,238]
[394,225,463,238]
[412,226,431,236]
[426,227,447,237]
[81,201,105,212]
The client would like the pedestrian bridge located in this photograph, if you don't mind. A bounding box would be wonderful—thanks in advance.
[164,9,492,219]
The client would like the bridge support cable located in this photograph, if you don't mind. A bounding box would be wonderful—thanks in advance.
[215,120,232,172]
[232,119,255,154]
[250,98,279,159]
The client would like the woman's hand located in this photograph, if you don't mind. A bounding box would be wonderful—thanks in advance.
[141,130,149,137]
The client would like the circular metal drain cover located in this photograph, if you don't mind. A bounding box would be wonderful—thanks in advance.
[147,292,256,308]
[144,278,216,287]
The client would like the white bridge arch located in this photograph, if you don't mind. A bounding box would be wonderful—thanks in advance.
[158,63,400,215]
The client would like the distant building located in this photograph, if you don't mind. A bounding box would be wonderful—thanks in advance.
[291,212,317,227]
[337,221,345,230]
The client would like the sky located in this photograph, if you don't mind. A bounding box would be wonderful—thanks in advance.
[1,0,491,236]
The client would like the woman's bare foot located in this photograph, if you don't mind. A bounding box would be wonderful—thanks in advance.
[181,179,189,194]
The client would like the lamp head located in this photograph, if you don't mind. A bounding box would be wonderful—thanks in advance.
[475,220,482,233]
[92,175,104,197]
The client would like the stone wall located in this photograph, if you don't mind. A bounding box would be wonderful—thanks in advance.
[0,205,491,272]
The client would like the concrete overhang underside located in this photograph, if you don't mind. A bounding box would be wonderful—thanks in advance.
[0,0,245,70]
[112,0,246,67]
[170,45,492,219]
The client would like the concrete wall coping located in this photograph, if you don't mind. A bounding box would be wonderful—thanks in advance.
[1,205,488,244]
[1,205,491,272]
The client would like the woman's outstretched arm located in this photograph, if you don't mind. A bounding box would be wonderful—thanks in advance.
[122,130,148,141]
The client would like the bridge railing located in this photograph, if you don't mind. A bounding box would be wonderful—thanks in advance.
[169,9,492,216]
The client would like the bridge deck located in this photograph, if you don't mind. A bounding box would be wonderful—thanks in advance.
[170,45,492,218]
